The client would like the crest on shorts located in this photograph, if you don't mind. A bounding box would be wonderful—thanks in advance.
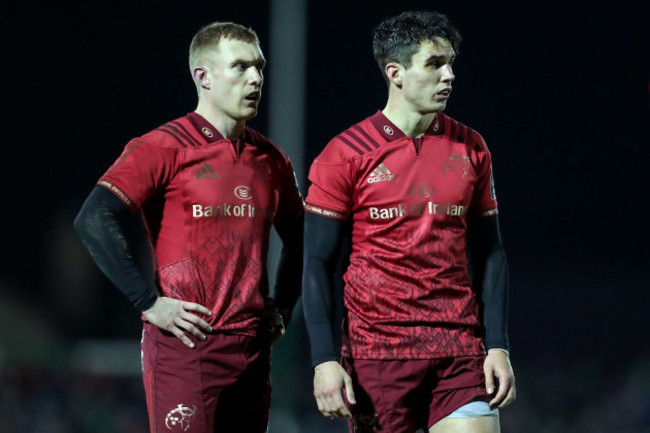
[165,404,197,431]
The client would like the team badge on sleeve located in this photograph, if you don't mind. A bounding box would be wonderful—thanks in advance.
[490,165,497,200]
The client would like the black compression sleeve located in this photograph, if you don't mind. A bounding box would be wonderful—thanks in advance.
[272,213,304,325]
[302,212,344,366]
[467,214,510,351]
[73,186,158,311]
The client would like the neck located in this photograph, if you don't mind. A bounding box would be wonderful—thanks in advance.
[195,100,246,140]
[382,93,437,138]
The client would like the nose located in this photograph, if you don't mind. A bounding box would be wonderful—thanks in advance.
[441,64,455,83]
[249,67,263,86]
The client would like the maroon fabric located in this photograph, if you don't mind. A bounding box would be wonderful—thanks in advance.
[141,322,271,433]
[305,110,497,360]
[98,112,303,335]
[342,355,488,433]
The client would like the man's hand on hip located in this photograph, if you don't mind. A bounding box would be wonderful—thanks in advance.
[142,297,212,348]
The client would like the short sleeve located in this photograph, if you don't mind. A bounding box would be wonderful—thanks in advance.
[97,139,177,211]
[305,157,355,221]
[470,134,499,216]
[274,156,304,223]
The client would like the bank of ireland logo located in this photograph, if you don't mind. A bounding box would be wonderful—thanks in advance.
[383,125,394,135]
[165,404,197,431]
[443,154,470,177]
[234,185,252,200]
[410,184,434,198]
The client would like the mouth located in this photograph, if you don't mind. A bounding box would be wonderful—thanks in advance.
[437,88,452,100]
[245,91,260,104]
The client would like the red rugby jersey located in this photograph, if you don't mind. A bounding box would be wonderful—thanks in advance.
[99,112,303,335]
[305,111,498,360]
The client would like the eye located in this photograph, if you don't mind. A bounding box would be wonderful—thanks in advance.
[234,63,246,71]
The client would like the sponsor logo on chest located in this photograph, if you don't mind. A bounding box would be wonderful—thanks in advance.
[193,162,221,180]
[369,202,467,220]
[366,163,395,183]
[191,186,275,221]
[367,181,467,221]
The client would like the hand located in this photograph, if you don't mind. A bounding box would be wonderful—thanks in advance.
[313,361,356,419]
[264,307,286,344]
[142,297,212,348]
[484,349,516,408]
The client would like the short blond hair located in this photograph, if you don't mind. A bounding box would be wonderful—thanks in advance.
[189,21,259,71]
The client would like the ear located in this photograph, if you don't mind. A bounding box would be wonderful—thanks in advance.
[385,62,403,88]
[192,66,210,90]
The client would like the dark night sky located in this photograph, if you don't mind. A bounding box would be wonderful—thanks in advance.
[1,0,648,370]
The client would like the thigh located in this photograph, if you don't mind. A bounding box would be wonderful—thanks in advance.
[142,324,252,433]
[429,416,500,433]
[427,356,491,429]
[213,337,272,433]
[142,323,217,433]
[343,358,430,433]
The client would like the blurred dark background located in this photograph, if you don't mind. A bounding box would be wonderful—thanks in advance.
[1,0,648,432]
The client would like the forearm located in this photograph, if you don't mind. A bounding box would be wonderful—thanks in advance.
[73,186,157,311]
[481,245,510,351]
[302,212,343,366]
[468,214,510,351]
[272,213,304,324]
[303,255,339,366]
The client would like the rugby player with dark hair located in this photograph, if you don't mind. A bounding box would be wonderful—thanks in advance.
[303,10,516,433]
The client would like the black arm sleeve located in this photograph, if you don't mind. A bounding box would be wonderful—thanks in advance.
[73,186,158,311]
[467,214,510,351]
[272,212,304,326]
[302,212,345,367]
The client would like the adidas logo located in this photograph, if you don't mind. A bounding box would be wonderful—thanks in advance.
[367,163,395,183]
[193,163,221,180]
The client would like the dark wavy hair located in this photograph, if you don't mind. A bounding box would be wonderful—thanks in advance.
[372,11,461,75]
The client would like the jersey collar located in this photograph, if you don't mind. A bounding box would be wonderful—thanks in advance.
[369,110,445,141]
[186,112,225,143]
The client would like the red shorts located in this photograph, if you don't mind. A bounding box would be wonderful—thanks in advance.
[342,356,488,433]
[141,322,271,433]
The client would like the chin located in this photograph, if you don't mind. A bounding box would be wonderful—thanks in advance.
[240,108,258,120]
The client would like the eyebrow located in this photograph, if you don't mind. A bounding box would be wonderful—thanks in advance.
[231,58,266,69]
[424,54,455,63]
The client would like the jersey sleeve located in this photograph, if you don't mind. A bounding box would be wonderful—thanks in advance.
[97,139,177,212]
[305,142,355,221]
[470,133,499,216]
[274,156,304,223]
